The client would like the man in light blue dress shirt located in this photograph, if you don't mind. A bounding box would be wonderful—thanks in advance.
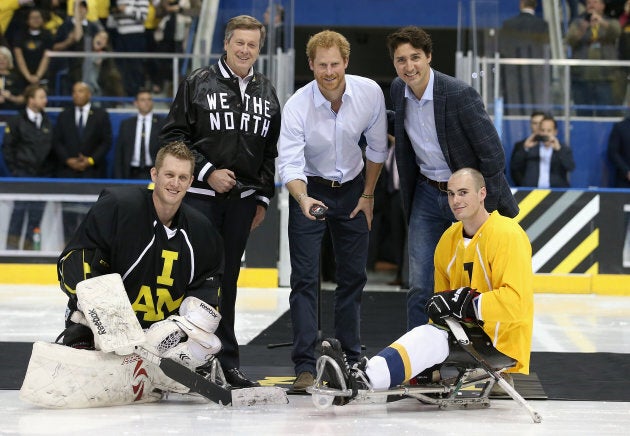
[277,30,388,391]
[386,27,518,330]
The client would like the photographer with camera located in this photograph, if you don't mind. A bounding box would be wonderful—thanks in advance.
[566,0,622,116]
[510,114,575,187]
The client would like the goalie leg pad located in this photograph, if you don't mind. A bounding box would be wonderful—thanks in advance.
[75,273,145,354]
[19,342,188,409]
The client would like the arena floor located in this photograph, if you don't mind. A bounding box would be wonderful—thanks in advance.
[1,284,629,435]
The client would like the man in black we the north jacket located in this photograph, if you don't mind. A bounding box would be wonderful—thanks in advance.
[160,15,281,389]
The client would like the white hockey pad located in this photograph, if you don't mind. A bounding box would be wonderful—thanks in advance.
[20,342,188,409]
[76,273,145,354]
[178,296,221,333]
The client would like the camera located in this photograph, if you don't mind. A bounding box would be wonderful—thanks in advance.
[585,13,592,21]
[534,135,549,142]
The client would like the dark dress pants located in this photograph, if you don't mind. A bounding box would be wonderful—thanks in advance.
[184,193,257,371]
[289,176,369,375]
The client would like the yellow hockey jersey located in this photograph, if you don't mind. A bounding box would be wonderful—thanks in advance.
[434,211,534,374]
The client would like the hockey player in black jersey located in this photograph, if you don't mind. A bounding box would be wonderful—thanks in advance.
[57,140,224,340]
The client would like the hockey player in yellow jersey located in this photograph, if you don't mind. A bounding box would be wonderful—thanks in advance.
[321,167,533,392]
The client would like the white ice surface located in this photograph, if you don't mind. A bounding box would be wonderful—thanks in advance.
[2,286,630,435]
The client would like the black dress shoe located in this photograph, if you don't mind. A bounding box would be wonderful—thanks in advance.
[224,368,260,388]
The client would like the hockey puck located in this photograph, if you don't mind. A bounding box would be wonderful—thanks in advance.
[309,204,326,219]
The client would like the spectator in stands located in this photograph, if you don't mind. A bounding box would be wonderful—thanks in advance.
[41,0,67,36]
[567,0,622,116]
[153,0,200,94]
[617,0,630,104]
[53,81,112,242]
[510,110,546,186]
[81,29,124,101]
[51,0,103,96]
[113,89,164,179]
[65,0,101,23]
[510,115,575,187]
[143,0,160,93]
[13,8,54,86]
[607,111,630,187]
[109,0,149,96]
[1,0,35,49]
[261,3,284,54]
[499,0,550,115]
[2,84,54,250]
[618,0,630,60]
[0,46,25,113]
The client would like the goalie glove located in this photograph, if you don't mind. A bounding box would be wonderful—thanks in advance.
[426,287,480,323]
[143,296,222,371]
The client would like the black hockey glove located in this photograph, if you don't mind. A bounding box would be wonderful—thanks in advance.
[426,287,479,323]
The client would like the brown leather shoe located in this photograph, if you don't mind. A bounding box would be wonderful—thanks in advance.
[292,371,314,391]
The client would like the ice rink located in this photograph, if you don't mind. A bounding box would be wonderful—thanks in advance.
[1,284,630,435]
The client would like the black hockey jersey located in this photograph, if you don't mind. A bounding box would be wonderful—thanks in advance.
[58,186,224,328]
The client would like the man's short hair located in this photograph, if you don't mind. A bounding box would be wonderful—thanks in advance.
[386,26,433,60]
[136,88,152,99]
[540,114,557,129]
[522,0,537,9]
[155,141,195,175]
[451,168,486,191]
[23,84,45,101]
[224,15,266,49]
[306,30,351,62]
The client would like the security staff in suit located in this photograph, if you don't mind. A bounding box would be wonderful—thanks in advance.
[53,81,113,243]
[114,90,165,180]
[385,26,519,330]
[53,81,112,179]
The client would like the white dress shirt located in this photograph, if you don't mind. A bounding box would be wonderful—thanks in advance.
[75,103,91,127]
[219,59,253,100]
[404,68,451,182]
[278,74,388,186]
[537,144,553,188]
[26,107,41,128]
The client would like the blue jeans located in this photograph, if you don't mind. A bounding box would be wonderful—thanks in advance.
[407,180,454,329]
[288,176,368,375]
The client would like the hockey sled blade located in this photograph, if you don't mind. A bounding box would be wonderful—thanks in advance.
[158,357,233,405]
[231,386,289,407]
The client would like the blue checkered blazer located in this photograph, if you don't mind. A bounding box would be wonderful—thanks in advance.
[390,70,519,221]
